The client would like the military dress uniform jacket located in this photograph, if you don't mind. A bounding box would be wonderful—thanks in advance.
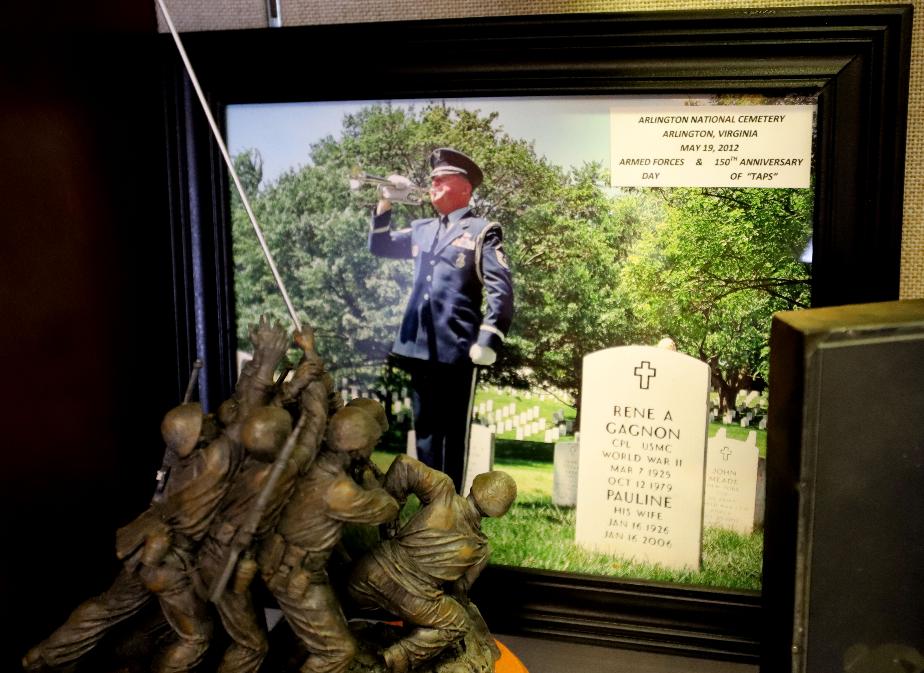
[369,208,513,366]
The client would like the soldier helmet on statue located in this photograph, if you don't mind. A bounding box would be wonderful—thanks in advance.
[469,470,517,518]
[346,397,389,433]
[429,147,483,188]
[161,402,203,458]
[326,405,383,455]
[241,406,293,462]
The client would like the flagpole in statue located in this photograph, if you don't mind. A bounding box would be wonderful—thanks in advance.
[154,0,303,333]
[155,0,311,605]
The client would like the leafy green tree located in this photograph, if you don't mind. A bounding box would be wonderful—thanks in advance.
[621,187,812,411]
[231,148,294,338]
[499,167,662,416]
[232,142,407,374]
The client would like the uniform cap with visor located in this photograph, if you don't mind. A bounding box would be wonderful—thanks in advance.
[429,148,483,188]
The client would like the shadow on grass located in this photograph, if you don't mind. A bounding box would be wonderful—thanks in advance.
[493,458,554,469]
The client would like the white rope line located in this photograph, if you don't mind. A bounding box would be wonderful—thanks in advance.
[155,0,302,332]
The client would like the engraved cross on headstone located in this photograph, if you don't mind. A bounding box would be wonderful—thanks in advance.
[634,361,657,389]
[721,446,732,461]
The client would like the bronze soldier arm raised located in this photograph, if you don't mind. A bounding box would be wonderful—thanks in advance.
[382,454,455,509]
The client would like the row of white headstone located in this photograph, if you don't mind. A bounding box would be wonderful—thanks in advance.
[709,408,768,429]
[513,424,566,443]
[475,403,542,425]
[473,402,569,442]
[339,386,407,404]
[489,389,543,401]
[339,379,408,397]
[483,383,576,406]
[489,417,547,437]
[334,380,578,436]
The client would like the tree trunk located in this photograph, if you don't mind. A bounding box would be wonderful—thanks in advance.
[709,358,744,414]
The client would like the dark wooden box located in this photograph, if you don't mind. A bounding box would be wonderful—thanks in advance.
[763,299,924,673]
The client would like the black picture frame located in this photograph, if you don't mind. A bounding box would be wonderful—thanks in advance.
[158,6,912,665]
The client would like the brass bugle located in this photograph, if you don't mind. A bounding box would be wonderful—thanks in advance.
[348,167,427,205]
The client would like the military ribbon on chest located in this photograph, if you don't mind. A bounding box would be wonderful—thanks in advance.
[451,231,476,250]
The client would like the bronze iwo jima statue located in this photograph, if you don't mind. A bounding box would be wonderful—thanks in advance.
[22,317,516,673]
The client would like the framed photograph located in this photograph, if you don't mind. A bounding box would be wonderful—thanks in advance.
[159,7,911,663]
[222,93,809,585]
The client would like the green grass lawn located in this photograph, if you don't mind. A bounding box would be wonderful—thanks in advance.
[710,421,767,458]
[482,491,762,590]
[484,458,762,590]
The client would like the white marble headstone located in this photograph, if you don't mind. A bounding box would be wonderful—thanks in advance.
[406,429,417,459]
[703,428,759,534]
[463,424,495,496]
[553,440,580,506]
[575,346,709,571]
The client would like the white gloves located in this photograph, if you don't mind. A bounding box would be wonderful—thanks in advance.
[469,344,497,366]
[380,174,415,202]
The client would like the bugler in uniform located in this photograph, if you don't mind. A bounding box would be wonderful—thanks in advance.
[368,148,514,492]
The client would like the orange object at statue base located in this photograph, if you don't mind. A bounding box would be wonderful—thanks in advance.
[495,639,528,673]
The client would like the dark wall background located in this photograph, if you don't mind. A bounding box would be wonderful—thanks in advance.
[0,2,179,669]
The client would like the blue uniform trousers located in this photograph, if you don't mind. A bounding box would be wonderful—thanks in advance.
[402,358,477,494]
